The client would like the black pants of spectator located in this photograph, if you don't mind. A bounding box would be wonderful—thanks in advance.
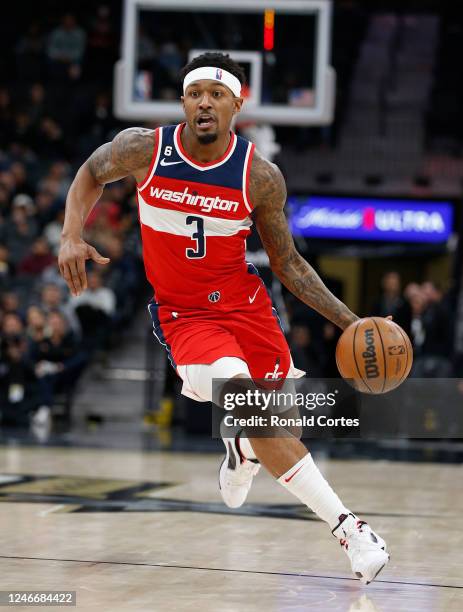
[36,352,89,407]
[74,305,113,354]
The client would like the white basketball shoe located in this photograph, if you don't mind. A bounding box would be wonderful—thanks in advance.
[219,429,261,508]
[332,513,390,585]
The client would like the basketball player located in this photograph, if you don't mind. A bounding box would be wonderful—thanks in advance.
[59,53,389,584]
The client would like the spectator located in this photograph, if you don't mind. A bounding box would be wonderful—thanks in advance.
[103,235,139,318]
[40,282,80,336]
[0,244,14,290]
[34,117,67,160]
[71,269,115,351]
[15,22,45,82]
[47,14,87,81]
[46,161,72,199]
[18,237,56,277]
[409,284,452,377]
[9,162,35,197]
[2,312,24,338]
[26,83,47,127]
[31,310,86,409]
[419,282,452,359]
[26,305,48,344]
[10,111,36,151]
[373,271,411,336]
[77,92,117,156]
[85,188,122,234]
[3,201,38,265]
[1,293,21,317]
[0,333,42,426]
[85,5,117,81]
[137,25,156,65]
[0,89,14,147]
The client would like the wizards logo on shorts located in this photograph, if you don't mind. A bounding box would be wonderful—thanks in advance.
[216,68,223,80]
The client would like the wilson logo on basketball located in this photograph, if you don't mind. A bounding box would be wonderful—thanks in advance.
[363,328,379,379]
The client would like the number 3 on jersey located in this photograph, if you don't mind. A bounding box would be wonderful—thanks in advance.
[186,215,206,259]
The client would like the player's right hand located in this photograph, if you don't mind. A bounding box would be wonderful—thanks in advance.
[58,237,110,297]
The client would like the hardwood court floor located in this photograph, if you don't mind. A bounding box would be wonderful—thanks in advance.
[0,445,461,612]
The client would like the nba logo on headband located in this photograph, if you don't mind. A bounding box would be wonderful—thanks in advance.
[183,66,241,97]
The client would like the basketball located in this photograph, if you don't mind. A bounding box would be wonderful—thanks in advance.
[336,317,413,394]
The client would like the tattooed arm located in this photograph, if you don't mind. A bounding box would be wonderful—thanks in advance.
[250,151,358,330]
[59,128,155,296]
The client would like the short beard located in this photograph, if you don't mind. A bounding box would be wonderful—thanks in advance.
[197,132,218,145]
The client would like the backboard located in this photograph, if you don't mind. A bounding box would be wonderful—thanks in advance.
[114,0,335,125]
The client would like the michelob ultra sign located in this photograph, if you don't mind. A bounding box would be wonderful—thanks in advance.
[289,196,453,243]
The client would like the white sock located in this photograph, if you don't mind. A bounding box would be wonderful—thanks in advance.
[237,433,257,460]
[277,453,349,529]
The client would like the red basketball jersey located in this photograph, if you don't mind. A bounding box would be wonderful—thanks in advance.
[137,122,258,312]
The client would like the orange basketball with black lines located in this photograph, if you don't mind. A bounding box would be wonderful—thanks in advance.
[335,317,413,394]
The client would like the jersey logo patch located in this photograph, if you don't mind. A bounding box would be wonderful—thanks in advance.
[208,291,221,303]
[160,158,184,167]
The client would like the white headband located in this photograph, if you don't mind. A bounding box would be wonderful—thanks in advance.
[183,66,242,97]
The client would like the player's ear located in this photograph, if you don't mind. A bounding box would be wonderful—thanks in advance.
[233,97,244,114]
[180,95,186,112]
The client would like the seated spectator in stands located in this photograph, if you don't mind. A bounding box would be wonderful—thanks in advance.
[77,92,117,156]
[0,183,11,219]
[0,333,42,426]
[34,184,62,230]
[0,169,16,201]
[40,282,80,336]
[2,201,38,265]
[421,280,449,312]
[2,312,25,339]
[420,281,452,358]
[45,161,71,200]
[71,269,115,351]
[31,310,86,409]
[85,4,117,80]
[409,283,452,377]
[26,305,48,344]
[0,89,13,148]
[10,111,36,152]
[26,83,47,128]
[34,117,67,160]
[10,161,34,197]
[1,293,21,317]
[46,13,86,81]
[102,236,139,321]
[0,244,13,290]
[18,237,55,277]
[15,22,45,82]
[85,188,122,234]
[373,271,411,336]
